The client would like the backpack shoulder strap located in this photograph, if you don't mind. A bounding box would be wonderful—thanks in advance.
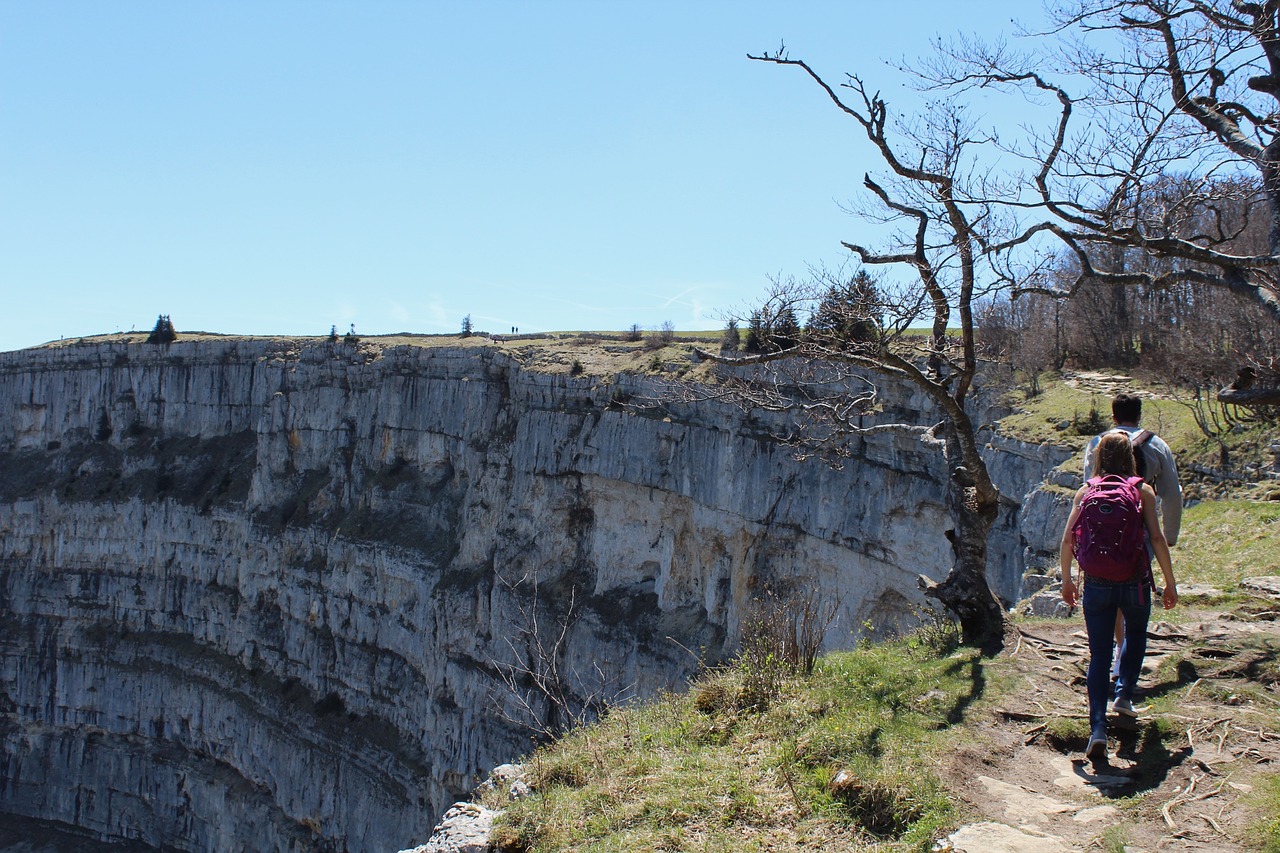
[1130,429,1154,448]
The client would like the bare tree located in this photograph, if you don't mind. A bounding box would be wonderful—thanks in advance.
[976,293,1062,396]
[919,2,1280,404]
[694,49,1023,651]
[975,176,1278,390]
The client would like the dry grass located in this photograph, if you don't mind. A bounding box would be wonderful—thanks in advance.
[485,629,976,852]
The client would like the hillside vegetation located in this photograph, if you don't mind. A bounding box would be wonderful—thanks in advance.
[994,371,1280,498]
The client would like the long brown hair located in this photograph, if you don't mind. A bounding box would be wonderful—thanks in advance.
[1095,431,1136,477]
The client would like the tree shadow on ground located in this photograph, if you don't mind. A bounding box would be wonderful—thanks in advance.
[941,653,987,725]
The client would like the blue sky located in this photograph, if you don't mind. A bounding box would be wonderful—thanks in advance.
[1,1,1040,350]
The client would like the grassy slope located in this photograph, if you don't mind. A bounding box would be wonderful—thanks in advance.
[995,372,1279,494]
[486,628,974,851]
[1179,501,1280,589]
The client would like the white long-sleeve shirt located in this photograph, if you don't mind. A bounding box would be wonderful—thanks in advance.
[1084,425,1183,546]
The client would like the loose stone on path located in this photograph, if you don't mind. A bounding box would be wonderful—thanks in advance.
[1049,755,1132,793]
[940,821,1079,853]
[977,775,1075,826]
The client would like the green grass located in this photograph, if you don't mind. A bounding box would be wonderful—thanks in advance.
[995,372,1279,478]
[995,375,1112,447]
[1176,500,1280,591]
[1248,774,1280,853]
[994,373,1210,450]
[1100,823,1134,853]
[486,634,982,852]
[1042,715,1090,751]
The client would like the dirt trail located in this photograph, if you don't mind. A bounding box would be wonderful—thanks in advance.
[938,605,1280,852]
[1061,370,1176,401]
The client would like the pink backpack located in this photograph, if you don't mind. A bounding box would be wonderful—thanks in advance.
[1072,475,1147,582]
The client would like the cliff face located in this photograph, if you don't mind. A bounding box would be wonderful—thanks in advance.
[0,339,1071,852]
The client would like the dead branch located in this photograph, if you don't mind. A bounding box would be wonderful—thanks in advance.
[489,574,636,740]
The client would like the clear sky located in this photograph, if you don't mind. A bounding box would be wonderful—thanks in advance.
[1,1,1039,351]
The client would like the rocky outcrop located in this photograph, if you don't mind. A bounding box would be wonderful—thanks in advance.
[0,339,1071,851]
[397,803,499,853]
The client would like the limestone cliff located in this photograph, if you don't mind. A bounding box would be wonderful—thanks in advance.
[0,338,1071,852]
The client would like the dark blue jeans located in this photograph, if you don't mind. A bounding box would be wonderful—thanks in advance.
[1082,579,1151,736]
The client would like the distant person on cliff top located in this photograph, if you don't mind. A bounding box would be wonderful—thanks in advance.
[1061,432,1178,765]
[1083,393,1183,682]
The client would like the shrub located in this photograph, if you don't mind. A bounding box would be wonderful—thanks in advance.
[1072,401,1106,436]
[906,609,962,659]
[735,586,841,711]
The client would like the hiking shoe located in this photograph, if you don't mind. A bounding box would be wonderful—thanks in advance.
[1111,696,1139,717]
[1086,734,1107,762]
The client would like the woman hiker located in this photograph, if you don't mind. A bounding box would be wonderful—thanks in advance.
[1060,432,1178,763]
[1083,393,1183,686]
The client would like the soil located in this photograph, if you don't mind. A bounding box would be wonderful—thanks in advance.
[937,604,1280,852]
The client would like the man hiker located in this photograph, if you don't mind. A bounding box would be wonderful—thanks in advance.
[1084,393,1183,544]
[1082,393,1183,696]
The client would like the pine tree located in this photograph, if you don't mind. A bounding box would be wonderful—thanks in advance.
[146,314,176,345]
[720,319,741,353]
[772,307,802,351]
[807,270,881,350]
[744,311,766,354]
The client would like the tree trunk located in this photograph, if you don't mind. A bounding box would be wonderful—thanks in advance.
[919,432,1006,654]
